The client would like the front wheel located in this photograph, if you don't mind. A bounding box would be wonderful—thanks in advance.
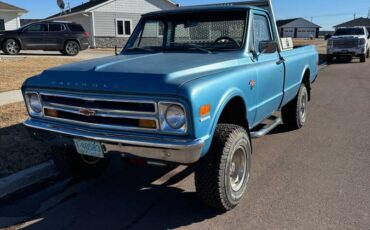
[52,147,110,180]
[360,54,366,63]
[367,49,369,58]
[282,84,309,130]
[326,54,334,63]
[64,41,80,56]
[2,39,21,55]
[195,124,252,211]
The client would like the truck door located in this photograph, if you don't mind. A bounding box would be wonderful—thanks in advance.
[250,12,284,123]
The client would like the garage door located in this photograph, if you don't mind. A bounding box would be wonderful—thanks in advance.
[283,28,294,38]
[297,29,316,38]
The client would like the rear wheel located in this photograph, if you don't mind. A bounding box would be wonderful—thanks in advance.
[366,49,369,58]
[64,40,80,56]
[52,147,110,180]
[2,39,21,55]
[282,84,309,130]
[195,124,252,211]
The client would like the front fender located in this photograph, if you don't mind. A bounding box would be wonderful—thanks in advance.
[177,65,257,156]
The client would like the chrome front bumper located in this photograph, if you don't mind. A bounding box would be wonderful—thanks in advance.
[327,47,365,56]
[24,119,205,164]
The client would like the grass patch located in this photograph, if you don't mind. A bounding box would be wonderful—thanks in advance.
[0,57,80,92]
[0,102,51,178]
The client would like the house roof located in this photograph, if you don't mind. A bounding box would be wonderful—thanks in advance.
[334,17,370,28]
[0,1,27,13]
[276,18,321,28]
[48,0,177,19]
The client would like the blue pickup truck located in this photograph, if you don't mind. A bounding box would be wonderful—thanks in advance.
[22,0,318,211]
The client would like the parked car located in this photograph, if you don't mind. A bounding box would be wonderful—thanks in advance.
[0,21,89,56]
[327,26,370,63]
[22,1,318,211]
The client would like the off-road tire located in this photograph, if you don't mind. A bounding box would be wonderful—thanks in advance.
[2,39,21,55]
[282,84,309,130]
[195,124,252,212]
[326,54,334,63]
[52,146,110,180]
[64,40,80,56]
[360,54,366,63]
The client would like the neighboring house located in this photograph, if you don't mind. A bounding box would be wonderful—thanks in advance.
[47,0,177,48]
[0,1,27,31]
[277,18,321,38]
[334,17,370,34]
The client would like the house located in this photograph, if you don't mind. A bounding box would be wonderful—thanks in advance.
[334,17,370,33]
[47,0,178,48]
[277,18,321,38]
[0,1,27,31]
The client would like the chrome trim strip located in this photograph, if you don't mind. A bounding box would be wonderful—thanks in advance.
[24,119,205,164]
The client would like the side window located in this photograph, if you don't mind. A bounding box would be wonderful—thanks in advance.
[251,14,272,52]
[116,19,132,37]
[0,19,4,31]
[25,24,48,32]
[49,24,62,32]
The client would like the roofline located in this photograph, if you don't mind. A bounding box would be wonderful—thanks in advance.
[0,8,28,14]
[48,11,88,20]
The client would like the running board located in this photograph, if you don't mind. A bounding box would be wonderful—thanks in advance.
[250,116,282,138]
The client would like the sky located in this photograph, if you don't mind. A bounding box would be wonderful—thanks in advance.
[4,0,370,30]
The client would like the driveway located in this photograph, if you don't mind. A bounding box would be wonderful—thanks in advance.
[1,60,370,230]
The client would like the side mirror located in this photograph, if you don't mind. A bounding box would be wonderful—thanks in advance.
[259,41,278,54]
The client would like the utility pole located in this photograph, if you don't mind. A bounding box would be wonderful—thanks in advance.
[354,13,356,19]
[368,7,370,18]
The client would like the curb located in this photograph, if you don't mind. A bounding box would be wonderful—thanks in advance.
[0,160,58,199]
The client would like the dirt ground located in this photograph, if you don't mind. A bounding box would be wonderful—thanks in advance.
[0,57,80,92]
[0,102,51,178]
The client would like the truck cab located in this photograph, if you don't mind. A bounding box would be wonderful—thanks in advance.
[327,26,370,62]
[22,0,318,211]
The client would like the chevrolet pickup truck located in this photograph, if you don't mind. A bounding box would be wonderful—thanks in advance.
[327,26,370,63]
[22,0,318,211]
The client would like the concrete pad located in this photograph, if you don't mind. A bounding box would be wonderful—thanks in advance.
[0,90,23,106]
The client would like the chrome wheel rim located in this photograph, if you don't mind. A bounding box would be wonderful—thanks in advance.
[66,42,78,55]
[6,41,19,54]
[300,90,308,122]
[229,146,248,192]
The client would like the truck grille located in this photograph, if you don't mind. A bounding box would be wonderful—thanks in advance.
[333,39,358,49]
[40,93,158,131]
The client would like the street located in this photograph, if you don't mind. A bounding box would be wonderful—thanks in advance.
[1,59,370,230]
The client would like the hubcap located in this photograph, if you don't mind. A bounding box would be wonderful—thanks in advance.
[300,90,308,122]
[229,147,248,192]
[66,42,78,55]
[7,41,19,54]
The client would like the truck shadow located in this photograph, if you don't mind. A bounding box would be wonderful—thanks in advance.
[2,160,220,230]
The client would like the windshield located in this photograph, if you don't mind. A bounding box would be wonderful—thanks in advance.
[125,10,247,53]
[334,28,364,36]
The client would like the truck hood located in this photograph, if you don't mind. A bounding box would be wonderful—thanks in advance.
[24,52,244,95]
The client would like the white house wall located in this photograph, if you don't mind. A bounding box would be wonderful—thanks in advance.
[0,12,20,30]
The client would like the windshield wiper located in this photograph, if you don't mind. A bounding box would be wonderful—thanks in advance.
[170,42,214,54]
[125,47,157,52]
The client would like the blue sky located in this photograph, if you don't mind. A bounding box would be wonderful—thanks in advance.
[5,0,370,30]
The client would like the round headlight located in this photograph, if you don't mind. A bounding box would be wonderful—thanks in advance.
[29,94,42,113]
[165,105,185,129]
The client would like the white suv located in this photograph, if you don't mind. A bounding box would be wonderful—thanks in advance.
[327,27,370,63]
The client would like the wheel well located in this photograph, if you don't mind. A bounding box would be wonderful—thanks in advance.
[302,69,311,101]
[218,97,249,131]
[64,39,80,49]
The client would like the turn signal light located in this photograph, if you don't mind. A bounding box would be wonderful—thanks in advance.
[44,108,59,118]
[138,119,157,129]
[199,104,211,117]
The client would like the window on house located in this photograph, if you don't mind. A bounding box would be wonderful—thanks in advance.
[116,19,132,36]
[0,19,4,31]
